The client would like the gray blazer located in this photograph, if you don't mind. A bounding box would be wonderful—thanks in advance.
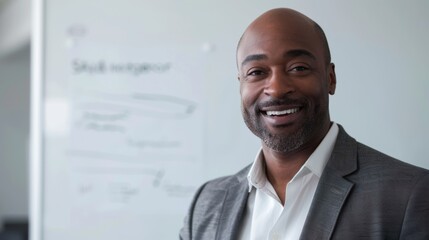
[180,125,429,239]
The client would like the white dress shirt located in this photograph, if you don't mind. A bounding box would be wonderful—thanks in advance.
[238,123,339,240]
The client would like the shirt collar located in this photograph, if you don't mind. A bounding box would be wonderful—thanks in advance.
[246,122,339,192]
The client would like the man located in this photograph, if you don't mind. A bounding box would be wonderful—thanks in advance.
[180,8,429,240]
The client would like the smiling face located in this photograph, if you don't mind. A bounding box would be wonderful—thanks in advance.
[237,8,336,154]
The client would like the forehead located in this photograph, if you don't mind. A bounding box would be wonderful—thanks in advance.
[237,16,325,66]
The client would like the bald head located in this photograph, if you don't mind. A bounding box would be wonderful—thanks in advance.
[236,7,337,155]
[237,8,331,67]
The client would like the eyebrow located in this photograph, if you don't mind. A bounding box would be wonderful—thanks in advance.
[240,54,268,67]
[285,49,316,61]
[240,49,316,67]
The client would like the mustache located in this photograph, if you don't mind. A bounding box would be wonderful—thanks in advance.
[257,97,305,109]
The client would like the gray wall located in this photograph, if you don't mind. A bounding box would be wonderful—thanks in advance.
[0,0,30,224]
[0,44,30,221]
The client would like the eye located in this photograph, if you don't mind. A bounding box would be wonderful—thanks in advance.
[287,63,312,76]
[290,65,309,72]
[247,69,265,76]
[241,68,268,82]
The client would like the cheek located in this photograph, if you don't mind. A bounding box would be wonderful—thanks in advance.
[240,83,262,108]
[298,78,328,97]
[294,81,330,110]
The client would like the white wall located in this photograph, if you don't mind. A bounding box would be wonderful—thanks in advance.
[319,1,429,167]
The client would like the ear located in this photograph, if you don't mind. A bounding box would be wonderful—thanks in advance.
[327,63,336,95]
[238,74,244,94]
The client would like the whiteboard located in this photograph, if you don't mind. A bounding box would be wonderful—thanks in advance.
[31,1,429,239]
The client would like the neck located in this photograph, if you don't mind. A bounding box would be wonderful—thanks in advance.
[262,144,314,196]
[262,122,332,205]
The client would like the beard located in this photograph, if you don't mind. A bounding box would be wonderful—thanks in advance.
[242,98,324,153]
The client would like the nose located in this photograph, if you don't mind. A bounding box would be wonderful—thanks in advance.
[263,68,295,98]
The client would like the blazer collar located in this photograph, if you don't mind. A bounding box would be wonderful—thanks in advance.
[300,125,358,240]
[213,125,358,240]
[215,166,250,240]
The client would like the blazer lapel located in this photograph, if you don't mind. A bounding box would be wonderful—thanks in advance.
[300,125,358,240]
[215,175,249,240]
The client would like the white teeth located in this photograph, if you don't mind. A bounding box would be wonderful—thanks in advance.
[266,108,299,116]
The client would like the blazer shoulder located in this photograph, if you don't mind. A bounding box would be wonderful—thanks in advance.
[332,125,428,183]
[356,141,429,174]
[180,165,251,239]
[202,164,251,191]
